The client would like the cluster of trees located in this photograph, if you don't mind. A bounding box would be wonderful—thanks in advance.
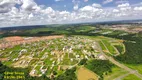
[79,59,87,65]
[0,25,97,37]
[55,67,77,80]
[115,38,142,64]
[84,60,114,80]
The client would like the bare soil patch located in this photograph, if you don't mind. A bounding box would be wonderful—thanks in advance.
[77,67,99,80]
[0,35,64,49]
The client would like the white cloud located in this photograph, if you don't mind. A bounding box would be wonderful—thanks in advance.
[74,5,79,10]
[103,0,113,4]
[72,0,80,11]
[28,13,34,19]
[115,0,129,4]
[117,3,131,11]
[113,9,119,12]
[0,0,142,27]
[117,3,130,8]
[21,0,40,12]
[55,0,63,2]
[80,6,94,11]
[0,0,20,13]
[92,3,101,8]
[134,7,142,11]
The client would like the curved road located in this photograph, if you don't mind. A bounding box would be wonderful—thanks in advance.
[96,42,142,80]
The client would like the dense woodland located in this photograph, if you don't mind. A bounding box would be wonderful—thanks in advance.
[84,60,114,80]
[55,67,77,80]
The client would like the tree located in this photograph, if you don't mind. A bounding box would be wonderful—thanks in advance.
[79,59,87,65]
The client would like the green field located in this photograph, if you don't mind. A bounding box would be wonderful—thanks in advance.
[122,74,141,80]
[103,67,128,80]
[125,64,142,74]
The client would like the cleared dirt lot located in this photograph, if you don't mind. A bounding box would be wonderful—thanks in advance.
[0,35,64,49]
[77,67,99,80]
[4,36,24,42]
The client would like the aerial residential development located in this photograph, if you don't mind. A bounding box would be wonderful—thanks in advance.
[0,0,142,80]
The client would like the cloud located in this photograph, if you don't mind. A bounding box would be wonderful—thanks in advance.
[0,0,142,27]
[115,0,129,4]
[134,7,142,11]
[28,13,34,19]
[79,6,100,12]
[21,0,41,12]
[84,0,88,2]
[117,3,131,11]
[73,5,79,10]
[113,9,119,12]
[117,3,130,8]
[0,0,20,13]
[103,0,113,4]
[72,0,80,10]
[92,3,102,8]
[55,0,63,2]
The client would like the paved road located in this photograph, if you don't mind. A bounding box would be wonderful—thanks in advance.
[96,42,142,80]
[114,73,130,80]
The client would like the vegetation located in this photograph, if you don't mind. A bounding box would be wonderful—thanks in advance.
[1,24,142,80]
[94,29,142,64]
[103,67,128,80]
[122,74,141,80]
[84,60,114,80]
[101,40,116,54]
[114,35,142,64]
[0,62,50,80]
[114,45,123,54]
[55,67,77,80]
[78,59,87,65]
[125,64,142,74]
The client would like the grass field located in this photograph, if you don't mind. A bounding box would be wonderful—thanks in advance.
[122,74,141,80]
[125,64,142,74]
[103,67,128,80]
[101,40,117,54]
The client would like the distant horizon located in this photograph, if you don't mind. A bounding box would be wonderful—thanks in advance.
[0,18,142,28]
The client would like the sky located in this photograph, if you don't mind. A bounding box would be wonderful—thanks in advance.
[0,0,142,27]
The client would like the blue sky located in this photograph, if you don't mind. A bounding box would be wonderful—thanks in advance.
[34,0,142,11]
[0,0,142,27]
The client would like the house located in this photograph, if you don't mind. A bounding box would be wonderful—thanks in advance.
[97,54,106,60]
[21,49,27,53]
[70,58,73,62]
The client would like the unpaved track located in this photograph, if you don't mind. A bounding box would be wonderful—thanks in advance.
[96,42,142,80]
